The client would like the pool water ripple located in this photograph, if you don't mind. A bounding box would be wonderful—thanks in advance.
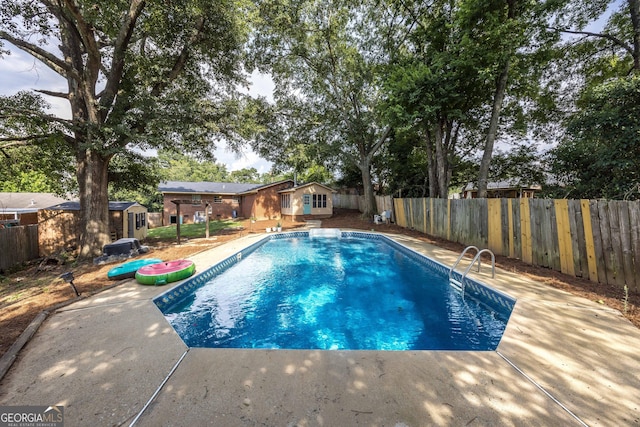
[156,233,514,351]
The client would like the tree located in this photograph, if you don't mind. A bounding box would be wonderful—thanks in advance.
[229,168,260,183]
[0,1,248,257]
[157,151,229,182]
[251,0,394,216]
[0,92,75,194]
[547,75,640,200]
[382,0,499,198]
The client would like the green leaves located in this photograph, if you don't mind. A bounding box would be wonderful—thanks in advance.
[548,75,640,200]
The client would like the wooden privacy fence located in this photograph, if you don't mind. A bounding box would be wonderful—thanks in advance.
[333,194,393,216]
[394,198,640,292]
[0,225,39,272]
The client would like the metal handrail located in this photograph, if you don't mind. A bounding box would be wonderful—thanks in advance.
[448,246,479,283]
[449,246,495,298]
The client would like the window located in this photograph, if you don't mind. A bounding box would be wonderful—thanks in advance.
[135,212,146,229]
[312,194,327,208]
[281,194,291,209]
[213,196,223,203]
[231,197,239,205]
[192,194,201,205]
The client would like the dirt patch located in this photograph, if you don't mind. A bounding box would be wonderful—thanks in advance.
[1,210,638,359]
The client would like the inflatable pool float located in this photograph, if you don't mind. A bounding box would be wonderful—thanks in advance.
[135,259,196,286]
[107,258,163,280]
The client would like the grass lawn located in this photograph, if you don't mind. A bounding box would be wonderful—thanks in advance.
[147,219,243,240]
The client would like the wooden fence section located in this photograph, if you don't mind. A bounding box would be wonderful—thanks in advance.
[0,225,39,272]
[394,198,640,292]
[333,194,393,216]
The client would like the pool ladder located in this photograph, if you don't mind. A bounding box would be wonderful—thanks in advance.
[449,246,495,298]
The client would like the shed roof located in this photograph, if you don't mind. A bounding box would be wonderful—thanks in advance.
[159,181,261,195]
[159,180,295,195]
[45,201,143,211]
[278,182,337,194]
[463,180,542,191]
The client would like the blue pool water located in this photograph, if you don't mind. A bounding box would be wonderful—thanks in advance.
[156,232,514,351]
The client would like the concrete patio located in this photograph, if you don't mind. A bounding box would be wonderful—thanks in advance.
[0,232,638,426]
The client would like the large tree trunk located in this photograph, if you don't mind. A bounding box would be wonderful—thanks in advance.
[360,157,378,218]
[434,121,448,198]
[356,127,391,217]
[425,130,438,198]
[477,58,510,199]
[77,150,112,258]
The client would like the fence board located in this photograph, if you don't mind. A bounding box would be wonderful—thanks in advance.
[487,199,502,255]
[568,200,588,279]
[529,200,545,267]
[590,201,607,284]
[607,201,626,286]
[615,201,636,289]
[629,201,640,293]
[520,199,532,264]
[547,200,561,272]
[502,199,511,257]
[511,200,522,260]
[598,201,621,286]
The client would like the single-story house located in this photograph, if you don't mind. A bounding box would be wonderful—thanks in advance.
[159,180,337,224]
[462,181,542,199]
[0,192,69,226]
[159,180,296,224]
[279,182,336,221]
[39,201,148,256]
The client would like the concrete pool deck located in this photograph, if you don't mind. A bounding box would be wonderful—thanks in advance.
[0,231,639,426]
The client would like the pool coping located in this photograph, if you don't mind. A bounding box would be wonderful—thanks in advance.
[0,230,638,426]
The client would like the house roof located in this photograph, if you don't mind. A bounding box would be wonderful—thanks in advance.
[278,182,337,194]
[159,181,261,195]
[45,201,143,211]
[463,180,542,192]
[0,192,71,214]
[159,180,295,195]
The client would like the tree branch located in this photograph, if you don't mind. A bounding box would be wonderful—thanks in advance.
[100,0,147,119]
[366,126,391,162]
[0,109,74,127]
[151,15,206,97]
[0,30,81,81]
[553,27,634,57]
[35,89,70,99]
[0,134,57,149]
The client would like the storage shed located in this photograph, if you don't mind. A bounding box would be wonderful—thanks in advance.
[279,182,336,221]
[39,201,148,256]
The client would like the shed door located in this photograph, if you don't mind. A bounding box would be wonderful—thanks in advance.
[128,212,134,237]
[303,195,311,214]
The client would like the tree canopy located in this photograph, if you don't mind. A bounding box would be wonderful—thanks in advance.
[1,0,251,257]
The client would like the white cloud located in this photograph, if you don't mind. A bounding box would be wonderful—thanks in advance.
[0,47,71,118]
[246,70,275,102]
[214,146,272,173]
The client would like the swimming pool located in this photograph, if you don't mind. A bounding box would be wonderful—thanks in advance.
[154,231,515,351]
